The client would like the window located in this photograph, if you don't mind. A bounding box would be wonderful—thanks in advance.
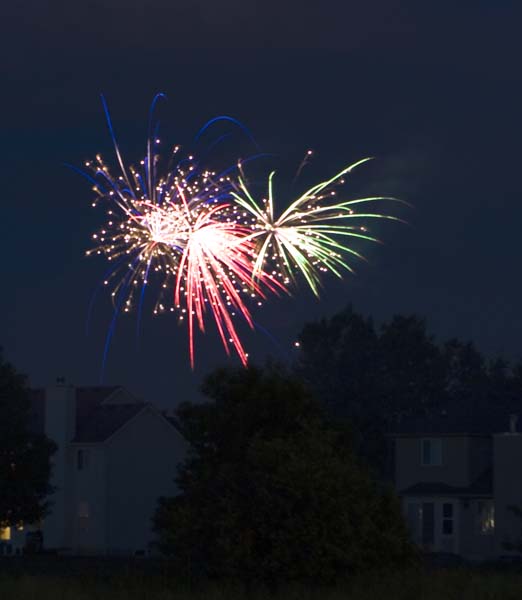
[77,449,89,471]
[78,501,89,533]
[0,527,10,541]
[477,501,495,535]
[442,502,454,535]
[421,438,442,466]
[78,501,89,518]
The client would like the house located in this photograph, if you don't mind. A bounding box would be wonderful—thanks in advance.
[0,380,186,556]
[392,409,522,561]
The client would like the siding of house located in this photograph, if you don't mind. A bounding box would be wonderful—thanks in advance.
[105,408,186,554]
[458,499,496,559]
[395,436,471,491]
[42,384,76,550]
[69,445,108,553]
[396,435,498,560]
[494,433,522,556]
[468,437,492,483]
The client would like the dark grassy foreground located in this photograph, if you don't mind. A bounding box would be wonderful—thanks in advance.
[2,566,522,600]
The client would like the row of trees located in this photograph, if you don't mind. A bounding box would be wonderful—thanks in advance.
[296,305,522,473]
[1,305,518,583]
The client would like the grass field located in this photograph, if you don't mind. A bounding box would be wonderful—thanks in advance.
[2,568,522,600]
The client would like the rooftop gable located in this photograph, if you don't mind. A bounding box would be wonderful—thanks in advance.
[28,385,150,444]
[72,402,148,443]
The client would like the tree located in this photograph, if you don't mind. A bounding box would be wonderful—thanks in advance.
[296,306,380,421]
[297,307,447,425]
[296,307,447,474]
[441,338,488,412]
[154,365,417,585]
[378,315,447,420]
[296,305,522,478]
[0,349,56,529]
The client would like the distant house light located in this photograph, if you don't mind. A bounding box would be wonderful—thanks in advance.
[477,501,495,535]
[78,501,89,519]
[0,527,11,541]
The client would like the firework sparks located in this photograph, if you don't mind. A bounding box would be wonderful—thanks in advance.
[231,158,406,296]
[81,96,276,368]
[78,95,404,370]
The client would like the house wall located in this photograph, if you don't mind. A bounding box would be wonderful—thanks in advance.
[42,384,76,550]
[395,436,471,491]
[105,409,186,554]
[468,437,492,483]
[458,499,496,560]
[0,526,30,556]
[494,433,522,556]
[69,445,107,554]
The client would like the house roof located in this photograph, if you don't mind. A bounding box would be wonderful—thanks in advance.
[76,386,121,426]
[399,467,493,498]
[28,385,148,444]
[72,402,147,443]
[391,408,519,437]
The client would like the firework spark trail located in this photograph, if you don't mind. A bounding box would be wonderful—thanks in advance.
[172,199,278,366]
[231,158,407,297]
[86,167,267,366]
[82,98,279,368]
[78,96,405,371]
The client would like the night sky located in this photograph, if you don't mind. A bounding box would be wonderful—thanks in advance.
[1,1,521,407]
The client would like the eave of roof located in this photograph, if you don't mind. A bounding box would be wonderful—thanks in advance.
[399,484,493,498]
[399,468,492,498]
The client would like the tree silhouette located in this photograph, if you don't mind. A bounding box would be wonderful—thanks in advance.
[0,349,56,529]
[154,364,416,585]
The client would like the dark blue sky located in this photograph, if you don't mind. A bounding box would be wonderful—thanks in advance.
[1,1,521,407]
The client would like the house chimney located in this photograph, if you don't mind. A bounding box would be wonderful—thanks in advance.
[509,414,518,434]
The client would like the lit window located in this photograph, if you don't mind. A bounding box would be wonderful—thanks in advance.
[477,501,495,535]
[0,527,11,541]
[421,439,442,466]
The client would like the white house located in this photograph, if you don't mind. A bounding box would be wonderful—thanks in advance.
[1,380,186,556]
[392,410,522,560]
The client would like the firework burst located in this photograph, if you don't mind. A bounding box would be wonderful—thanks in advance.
[231,159,406,297]
[77,95,405,370]
[81,96,277,368]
